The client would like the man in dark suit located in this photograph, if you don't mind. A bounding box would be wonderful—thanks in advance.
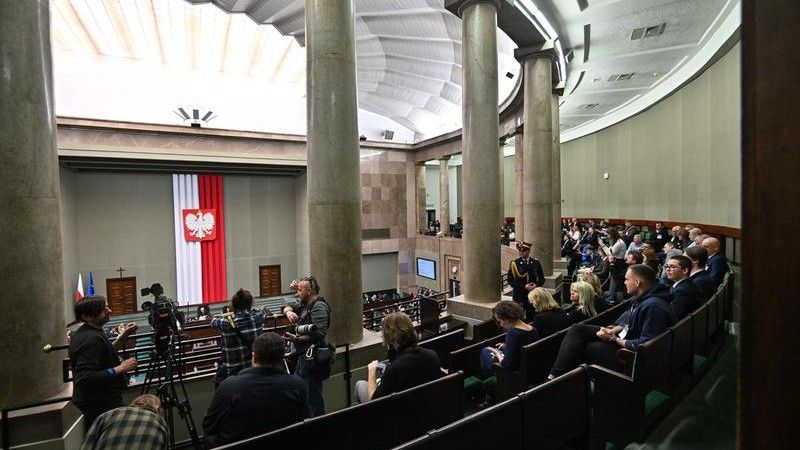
[507,241,544,320]
[664,255,701,320]
[652,222,670,251]
[623,221,640,245]
[702,237,730,287]
[684,246,716,299]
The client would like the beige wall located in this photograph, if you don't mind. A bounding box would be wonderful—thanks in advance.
[561,43,741,228]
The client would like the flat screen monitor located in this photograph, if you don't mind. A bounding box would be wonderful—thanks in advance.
[416,257,436,280]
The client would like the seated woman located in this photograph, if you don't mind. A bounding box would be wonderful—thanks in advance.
[479,301,539,378]
[355,312,442,403]
[529,288,570,338]
[565,281,599,324]
[577,272,612,314]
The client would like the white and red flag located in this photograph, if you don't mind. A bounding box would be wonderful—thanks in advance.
[75,273,84,302]
[173,174,227,305]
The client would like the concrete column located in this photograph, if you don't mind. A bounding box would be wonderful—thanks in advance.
[514,133,524,243]
[305,0,362,344]
[552,93,562,259]
[516,44,556,276]
[439,156,451,231]
[0,0,66,406]
[460,0,501,303]
[416,164,427,232]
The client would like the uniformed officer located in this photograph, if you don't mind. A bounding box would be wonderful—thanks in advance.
[507,241,545,320]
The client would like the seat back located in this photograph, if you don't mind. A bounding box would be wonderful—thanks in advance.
[630,329,672,389]
[521,329,567,386]
[389,435,433,450]
[449,333,506,377]
[521,366,589,449]
[472,318,502,341]
[670,314,693,374]
[427,397,524,450]
[692,302,709,353]
[419,327,465,370]
[390,371,464,445]
[419,296,441,333]
[707,293,719,337]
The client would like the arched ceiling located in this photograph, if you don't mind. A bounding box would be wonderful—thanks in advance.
[49,0,739,144]
[50,0,519,143]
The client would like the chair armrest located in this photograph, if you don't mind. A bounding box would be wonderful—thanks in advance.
[616,348,636,375]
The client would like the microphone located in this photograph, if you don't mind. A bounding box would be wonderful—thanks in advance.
[43,344,52,353]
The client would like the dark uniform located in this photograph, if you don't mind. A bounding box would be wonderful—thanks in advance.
[507,255,545,320]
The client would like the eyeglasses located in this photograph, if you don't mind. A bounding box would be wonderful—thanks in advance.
[664,265,681,270]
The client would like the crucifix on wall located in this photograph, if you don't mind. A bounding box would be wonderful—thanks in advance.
[116,267,126,278]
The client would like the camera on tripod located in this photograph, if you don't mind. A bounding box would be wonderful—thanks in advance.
[141,283,185,355]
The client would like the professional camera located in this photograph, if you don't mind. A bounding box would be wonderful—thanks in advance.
[294,324,317,335]
[141,283,185,355]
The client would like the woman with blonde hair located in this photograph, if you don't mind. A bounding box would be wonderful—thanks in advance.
[528,288,569,338]
[576,272,611,313]
[565,281,598,324]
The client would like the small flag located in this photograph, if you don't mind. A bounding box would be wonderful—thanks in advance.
[87,272,95,296]
[75,273,84,302]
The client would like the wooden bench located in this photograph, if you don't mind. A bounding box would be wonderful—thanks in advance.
[520,365,590,449]
[217,371,464,450]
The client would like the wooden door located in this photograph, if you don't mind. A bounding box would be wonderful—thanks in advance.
[106,277,137,315]
[259,265,281,297]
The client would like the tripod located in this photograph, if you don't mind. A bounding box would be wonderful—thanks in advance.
[141,328,201,450]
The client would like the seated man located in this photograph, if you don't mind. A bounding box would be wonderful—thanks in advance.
[203,332,308,448]
[664,255,701,319]
[626,234,645,255]
[684,246,716,299]
[357,312,442,402]
[702,237,730,287]
[81,394,167,450]
[549,265,675,377]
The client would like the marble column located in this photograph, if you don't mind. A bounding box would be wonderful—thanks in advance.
[514,133,524,243]
[439,156,451,231]
[305,0,362,344]
[460,0,501,303]
[552,93,562,259]
[416,164,427,232]
[516,44,556,276]
[0,0,66,407]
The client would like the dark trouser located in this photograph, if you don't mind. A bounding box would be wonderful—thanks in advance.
[550,324,623,377]
[75,398,123,431]
[295,356,325,417]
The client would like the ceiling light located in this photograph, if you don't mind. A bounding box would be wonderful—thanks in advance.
[174,106,217,128]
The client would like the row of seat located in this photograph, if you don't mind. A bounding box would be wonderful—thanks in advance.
[393,272,732,449]
[214,371,465,450]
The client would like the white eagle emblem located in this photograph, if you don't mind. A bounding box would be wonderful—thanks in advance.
[184,211,216,239]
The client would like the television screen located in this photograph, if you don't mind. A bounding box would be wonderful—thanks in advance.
[416,257,436,280]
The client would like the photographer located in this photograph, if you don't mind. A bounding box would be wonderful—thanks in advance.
[282,276,330,417]
[211,289,265,386]
[69,296,138,429]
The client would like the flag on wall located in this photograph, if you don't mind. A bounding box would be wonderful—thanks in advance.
[173,174,227,305]
[75,273,84,302]
[87,272,95,296]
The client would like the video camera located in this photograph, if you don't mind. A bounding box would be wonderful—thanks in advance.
[141,283,185,355]
[294,324,317,335]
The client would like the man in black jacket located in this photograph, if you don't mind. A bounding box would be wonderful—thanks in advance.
[69,296,138,429]
[203,332,308,448]
[664,255,701,319]
[702,237,730,287]
[507,241,545,320]
[549,265,675,377]
[684,246,716,299]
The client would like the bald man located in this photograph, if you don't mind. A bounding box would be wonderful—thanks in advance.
[701,237,730,287]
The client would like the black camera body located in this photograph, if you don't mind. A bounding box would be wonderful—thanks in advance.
[141,283,185,355]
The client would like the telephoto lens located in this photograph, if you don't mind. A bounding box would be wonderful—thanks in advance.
[295,324,318,335]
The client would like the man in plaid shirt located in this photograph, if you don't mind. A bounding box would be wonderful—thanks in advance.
[211,289,265,385]
[81,394,168,450]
